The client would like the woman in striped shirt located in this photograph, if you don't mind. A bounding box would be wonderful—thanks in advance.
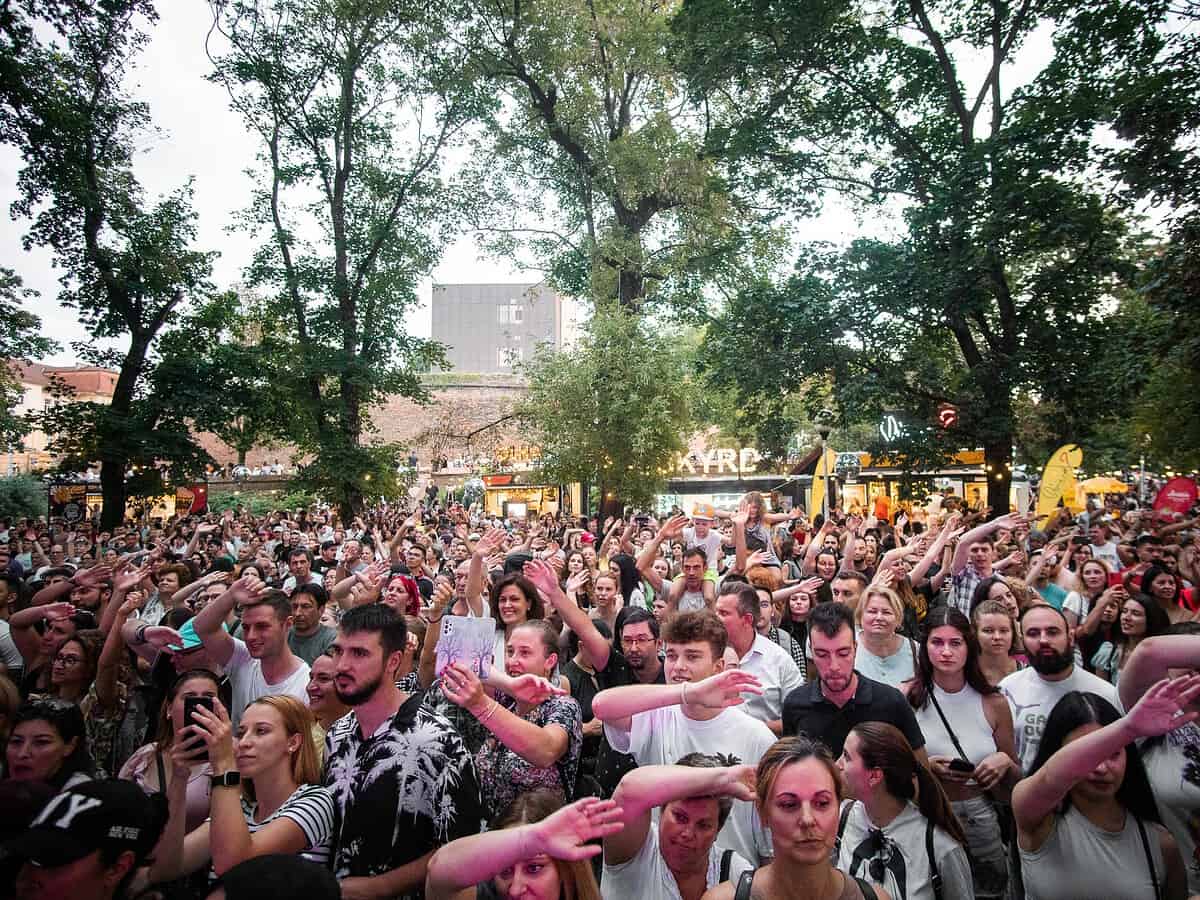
[148,694,334,884]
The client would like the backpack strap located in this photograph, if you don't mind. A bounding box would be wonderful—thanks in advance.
[854,876,880,900]
[720,848,734,884]
[1134,816,1161,900]
[833,800,855,859]
[926,817,943,900]
[734,868,755,900]
[154,750,167,794]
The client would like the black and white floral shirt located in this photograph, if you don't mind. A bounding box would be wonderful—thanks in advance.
[323,693,483,895]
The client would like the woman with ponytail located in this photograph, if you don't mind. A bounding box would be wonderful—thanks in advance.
[835,722,972,900]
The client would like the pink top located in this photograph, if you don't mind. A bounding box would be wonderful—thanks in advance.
[119,743,213,833]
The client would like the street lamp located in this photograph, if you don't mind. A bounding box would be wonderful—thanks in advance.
[815,409,834,521]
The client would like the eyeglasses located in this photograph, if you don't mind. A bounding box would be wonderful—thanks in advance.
[621,636,656,647]
[53,655,82,667]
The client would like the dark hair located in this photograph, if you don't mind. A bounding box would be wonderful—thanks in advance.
[1138,564,1180,605]
[718,581,759,619]
[850,722,966,846]
[683,546,708,565]
[338,603,408,659]
[1027,691,1161,824]
[831,570,869,590]
[617,606,660,643]
[808,600,855,639]
[488,574,545,625]
[970,576,1012,617]
[287,547,313,564]
[210,854,341,900]
[907,608,997,710]
[662,611,727,659]
[814,549,839,575]
[568,617,611,658]
[1119,594,1170,647]
[8,699,96,788]
[292,582,329,608]
[243,587,293,621]
[156,668,223,749]
[673,751,740,828]
[609,553,642,605]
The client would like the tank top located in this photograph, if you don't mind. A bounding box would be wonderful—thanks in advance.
[913,683,997,765]
[734,868,876,900]
[1020,805,1165,900]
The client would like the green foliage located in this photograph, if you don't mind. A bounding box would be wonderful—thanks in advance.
[0,268,58,447]
[0,475,46,521]
[209,487,320,517]
[0,0,214,527]
[678,0,1171,510]
[462,0,783,309]
[208,0,490,516]
[517,305,692,506]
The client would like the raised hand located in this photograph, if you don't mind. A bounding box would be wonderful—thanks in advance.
[72,565,113,588]
[474,527,507,558]
[1126,674,1200,738]
[506,672,569,706]
[720,764,759,802]
[659,514,689,540]
[441,662,487,712]
[530,797,626,862]
[685,669,764,711]
[799,576,824,595]
[117,592,145,619]
[42,601,77,621]
[143,625,185,652]
[222,575,269,608]
[565,571,589,596]
[523,559,563,605]
[744,549,769,569]
[731,502,750,528]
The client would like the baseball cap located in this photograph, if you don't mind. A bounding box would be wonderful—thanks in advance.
[692,502,715,521]
[1,780,165,868]
[580,532,595,545]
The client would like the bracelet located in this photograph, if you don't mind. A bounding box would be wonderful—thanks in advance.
[680,681,689,706]
[480,699,499,723]
[133,624,149,645]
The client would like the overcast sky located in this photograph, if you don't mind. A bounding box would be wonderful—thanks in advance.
[2,5,1059,368]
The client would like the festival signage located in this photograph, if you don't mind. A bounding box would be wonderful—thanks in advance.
[674,447,762,475]
[1153,477,1198,518]
[175,483,208,516]
[49,483,88,524]
[808,447,839,517]
[1036,444,1083,525]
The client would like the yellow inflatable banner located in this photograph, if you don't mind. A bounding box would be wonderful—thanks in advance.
[1036,443,1084,526]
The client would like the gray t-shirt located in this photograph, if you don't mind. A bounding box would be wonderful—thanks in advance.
[1020,804,1165,900]
[288,625,337,665]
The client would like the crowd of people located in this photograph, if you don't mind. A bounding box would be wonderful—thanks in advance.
[0,489,1198,900]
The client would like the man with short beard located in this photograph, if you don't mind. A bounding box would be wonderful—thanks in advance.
[999,604,1120,771]
[323,603,482,898]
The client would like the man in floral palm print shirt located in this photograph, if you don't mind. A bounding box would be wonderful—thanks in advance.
[323,604,482,900]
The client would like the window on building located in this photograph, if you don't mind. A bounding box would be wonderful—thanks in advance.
[498,301,523,324]
[497,347,523,368]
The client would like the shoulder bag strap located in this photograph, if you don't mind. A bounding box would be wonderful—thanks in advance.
[720,848,734,884]
[154,750,167,794]
[1134,816,1161,900]
[733,869,756,900]
[834,800,855,859]
[926,817,943,900]
[927,689,971,764]
[853,876,880,900]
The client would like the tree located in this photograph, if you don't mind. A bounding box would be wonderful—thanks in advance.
[207,0,489,516]
[677,0,1168,513]
[518,305,692,511]
[0,0,214,528]
[462,0,778,310]
[0,268,57,448]
[0,473,45,520]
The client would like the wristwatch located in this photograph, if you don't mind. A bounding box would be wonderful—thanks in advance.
[210,771,241,789]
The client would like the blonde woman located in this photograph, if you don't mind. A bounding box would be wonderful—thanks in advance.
[150,694,334,882]
[854,587,919,688]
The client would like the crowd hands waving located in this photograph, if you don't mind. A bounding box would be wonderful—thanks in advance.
[0,489,1199,900]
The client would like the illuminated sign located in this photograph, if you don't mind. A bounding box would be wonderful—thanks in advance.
[675,448,761,475]
[878,414,905,443]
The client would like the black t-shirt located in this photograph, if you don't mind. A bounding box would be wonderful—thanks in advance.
[781,673,925,758]
[592,647,666,797]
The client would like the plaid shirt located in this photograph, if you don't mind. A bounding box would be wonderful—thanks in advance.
[948,563,986,616]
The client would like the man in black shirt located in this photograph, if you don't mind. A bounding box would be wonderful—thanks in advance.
[781,601,926,762]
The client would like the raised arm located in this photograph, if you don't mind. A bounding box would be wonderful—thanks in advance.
[193,576,265,668]
[425,798,624,900]
[953,513,1023,575]
[635,516,686,594]
[1013,676,1200,842]
[732,502,750,575]
[606,763,755,866]
[441,663,570,769]
[525,559,612,671]
[466,529,506,617]
[8,601,74,663]
[1120,634,1200,712]
[94,593,142,711]
[909,514,961,585]
[590,669,763,735]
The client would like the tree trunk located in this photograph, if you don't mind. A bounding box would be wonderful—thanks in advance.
[984,438,1013,517]
[98,334,150,530]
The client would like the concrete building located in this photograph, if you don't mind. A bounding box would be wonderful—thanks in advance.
[5,362,119,473]
[431,282,562,373]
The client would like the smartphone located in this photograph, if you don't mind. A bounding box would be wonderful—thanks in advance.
[181,696,215,762]
[948,758,975,774]
[1108,572,1125,588]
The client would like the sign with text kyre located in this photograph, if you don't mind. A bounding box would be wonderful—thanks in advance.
[675,447,762,475]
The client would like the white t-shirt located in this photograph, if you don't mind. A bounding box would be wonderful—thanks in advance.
[604,704,775,864]
[1142,723,1200,894]
[836,800,973,900]
[0,620,24,671]
[226,639,311,728]
[737,633,804,725]
[682,527,723,570]
[602,823,752,900]
[1090,540,1122,571]
[999,665,1120,772]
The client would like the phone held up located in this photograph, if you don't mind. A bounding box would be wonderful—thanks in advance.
[181,695,215,762]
